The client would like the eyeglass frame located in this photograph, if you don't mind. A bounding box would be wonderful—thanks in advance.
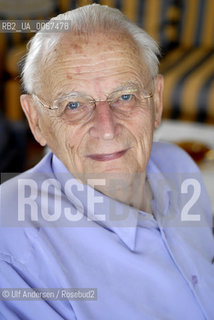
[32,83,154,119]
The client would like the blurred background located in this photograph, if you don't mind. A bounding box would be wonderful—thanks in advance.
[0,0,213,209]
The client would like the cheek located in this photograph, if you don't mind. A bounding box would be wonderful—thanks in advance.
[128,111,154,161]
[40,112,90,158]
[61,123,93,162]
[39,116,67,151]
[127,108,154,140]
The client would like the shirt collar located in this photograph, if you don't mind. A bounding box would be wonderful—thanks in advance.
[146,157,171,219]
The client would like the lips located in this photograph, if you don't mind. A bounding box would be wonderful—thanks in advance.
[86,149,128,161]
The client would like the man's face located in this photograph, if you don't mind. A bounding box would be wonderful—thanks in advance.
[22,32,163,184]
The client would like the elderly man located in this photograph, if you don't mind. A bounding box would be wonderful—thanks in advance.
[0,4,214,320]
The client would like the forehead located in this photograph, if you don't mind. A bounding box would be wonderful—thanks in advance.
[42,32,149,98]
[56,31,141,59]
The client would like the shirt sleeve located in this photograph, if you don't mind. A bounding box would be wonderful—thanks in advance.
[0,259,77,320]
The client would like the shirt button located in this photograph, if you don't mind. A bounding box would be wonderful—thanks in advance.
[191,275,198,286]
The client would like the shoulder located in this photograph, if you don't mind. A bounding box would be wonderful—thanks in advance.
[150,141,200,173]
[149,141,213,227]
[0,152,54,264]
[0,151,54,224]
[1,151,54,192]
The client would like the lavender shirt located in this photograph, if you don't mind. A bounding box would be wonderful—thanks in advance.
[0,142,214,319]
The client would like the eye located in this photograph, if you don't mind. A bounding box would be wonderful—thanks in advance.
[120,94,133,101]
[66,101,80,110]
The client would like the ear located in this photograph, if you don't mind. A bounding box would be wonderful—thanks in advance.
[20,94,47,146]
[153,74,164,128]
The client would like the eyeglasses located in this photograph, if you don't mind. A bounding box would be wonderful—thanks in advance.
[32,84,153,123]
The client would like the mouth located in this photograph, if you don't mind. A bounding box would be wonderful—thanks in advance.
[86,149,129,162]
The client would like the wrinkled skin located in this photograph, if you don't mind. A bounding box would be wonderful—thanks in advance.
[21,32,163,212]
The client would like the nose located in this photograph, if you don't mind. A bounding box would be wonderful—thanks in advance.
[89,101,119,140]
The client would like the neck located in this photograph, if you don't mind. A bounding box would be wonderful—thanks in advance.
[88,172,153,214]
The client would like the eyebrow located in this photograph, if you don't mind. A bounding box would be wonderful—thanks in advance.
[110,81,141,93]
[55,81,141,101]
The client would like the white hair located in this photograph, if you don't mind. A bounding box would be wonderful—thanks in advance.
[22,4,160,94]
